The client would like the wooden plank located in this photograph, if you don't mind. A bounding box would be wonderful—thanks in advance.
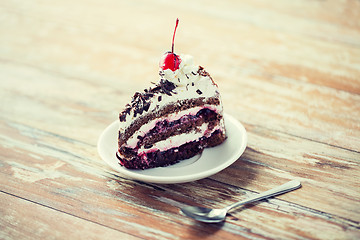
[0,192,141,240]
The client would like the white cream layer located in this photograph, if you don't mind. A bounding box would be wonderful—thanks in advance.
[125,105,222,148]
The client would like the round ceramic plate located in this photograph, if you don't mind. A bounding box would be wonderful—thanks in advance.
[97,113,247,184]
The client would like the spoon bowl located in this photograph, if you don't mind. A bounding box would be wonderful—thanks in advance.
[180,207,227,223]
[180,180,301,223]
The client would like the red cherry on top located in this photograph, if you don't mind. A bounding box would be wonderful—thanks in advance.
[160,52,181,71]
[160,18,181,71]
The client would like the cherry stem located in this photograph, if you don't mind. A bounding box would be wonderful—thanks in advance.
[171,18,179,53]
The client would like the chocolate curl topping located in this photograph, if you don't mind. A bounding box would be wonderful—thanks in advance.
[119,79,177,122]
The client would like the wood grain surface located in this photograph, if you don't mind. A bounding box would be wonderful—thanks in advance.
[1,0,360,239]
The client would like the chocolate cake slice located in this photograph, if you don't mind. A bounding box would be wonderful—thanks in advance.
[116,19,226,169]
[116,54,226,169]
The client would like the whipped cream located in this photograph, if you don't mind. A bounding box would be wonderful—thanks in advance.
[161,54,217,97]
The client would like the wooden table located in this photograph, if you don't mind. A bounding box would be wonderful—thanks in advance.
[1,1,360,239]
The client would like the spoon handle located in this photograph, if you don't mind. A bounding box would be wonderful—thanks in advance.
[225,180,301,211]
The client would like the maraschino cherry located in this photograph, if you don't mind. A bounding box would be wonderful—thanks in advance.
[160,18,181,71]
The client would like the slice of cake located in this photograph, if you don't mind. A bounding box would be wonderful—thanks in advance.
[116,19,226,169]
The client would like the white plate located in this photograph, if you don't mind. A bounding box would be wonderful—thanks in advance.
[97,113,247,184]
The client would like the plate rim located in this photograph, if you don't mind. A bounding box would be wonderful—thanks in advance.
[97,113,247,184]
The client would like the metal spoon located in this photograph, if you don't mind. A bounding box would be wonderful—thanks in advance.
[180,180,301,223]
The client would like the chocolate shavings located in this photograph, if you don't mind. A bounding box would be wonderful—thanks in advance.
[119,79,177,122]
